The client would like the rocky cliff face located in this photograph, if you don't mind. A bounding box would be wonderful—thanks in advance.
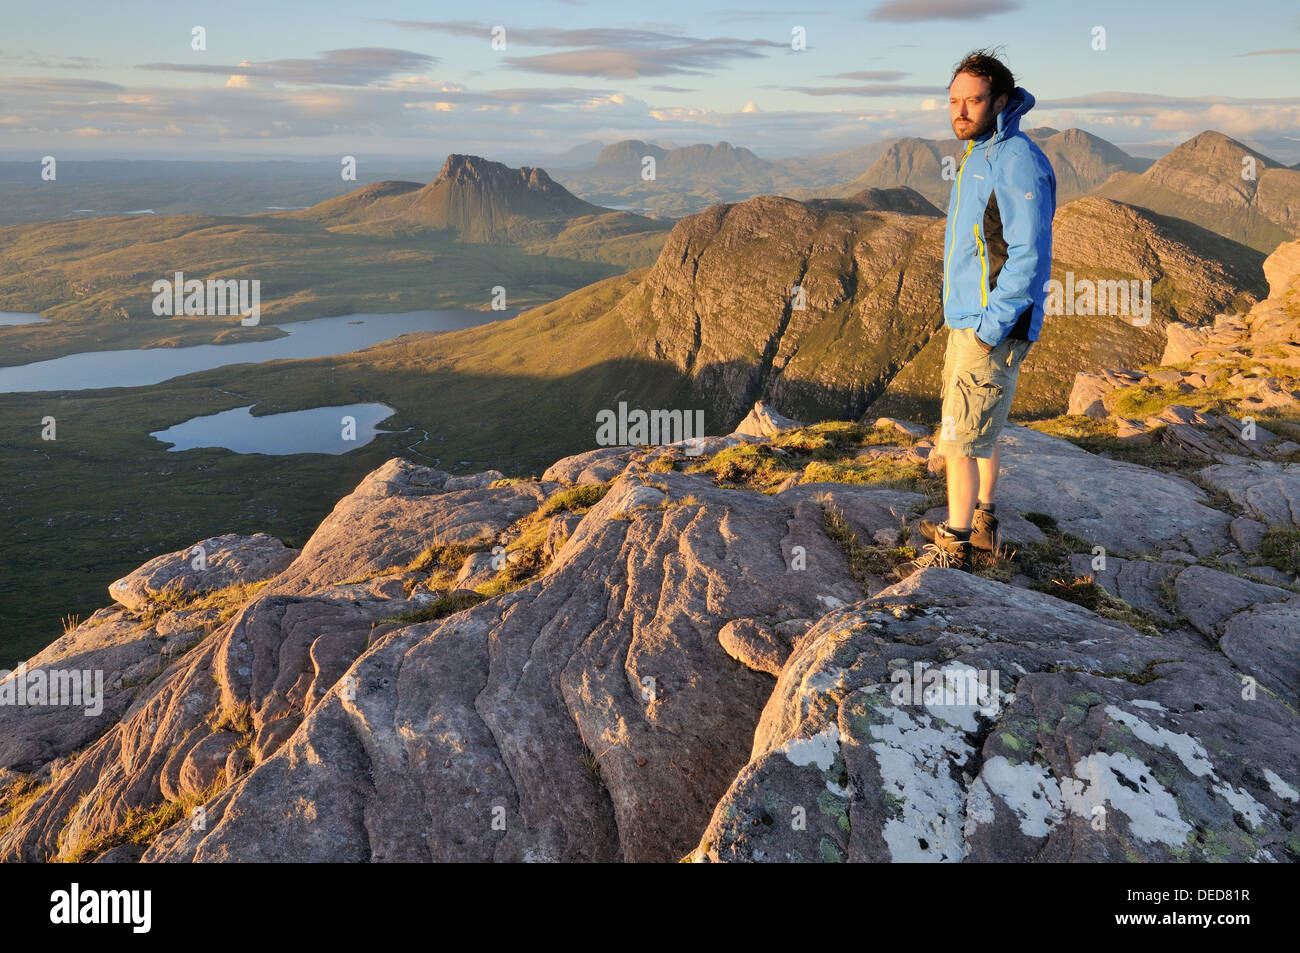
[612,194,948,425]
[602,191,1263,427]
[3,334,1298,860]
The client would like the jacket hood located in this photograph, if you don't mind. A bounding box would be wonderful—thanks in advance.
[975,86,1035,145]
[993,86,1034,142]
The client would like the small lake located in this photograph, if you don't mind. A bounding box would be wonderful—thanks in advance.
[0,309,510,393]
[0,311,48,326]
[151,403,396,455]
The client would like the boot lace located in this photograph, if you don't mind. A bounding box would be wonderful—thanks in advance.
[912,540,963,569]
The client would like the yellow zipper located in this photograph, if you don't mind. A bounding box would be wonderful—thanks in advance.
[974,223,988,307]
[943,141,974,306]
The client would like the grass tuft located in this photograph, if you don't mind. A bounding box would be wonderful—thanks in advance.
[1259,528,1300,577]
[380,590,489,626]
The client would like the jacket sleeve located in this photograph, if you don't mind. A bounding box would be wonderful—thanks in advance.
[974,147,1055,347]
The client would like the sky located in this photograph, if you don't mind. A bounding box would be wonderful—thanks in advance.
[2,0,1299,165]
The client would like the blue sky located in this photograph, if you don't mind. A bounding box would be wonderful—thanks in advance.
[3,0,1299,163]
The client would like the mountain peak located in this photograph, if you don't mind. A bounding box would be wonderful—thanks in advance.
[1165,130,1278,167]
[297,153,607,241]
[434,153,556,189]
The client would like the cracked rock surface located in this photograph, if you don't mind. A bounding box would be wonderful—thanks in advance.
[690,569,1299,863]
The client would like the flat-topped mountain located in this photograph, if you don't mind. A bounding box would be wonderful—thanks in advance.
[556,139,782,217]
[554,139,896,218]
[589,139,770,180]
[1094,131,1300,253]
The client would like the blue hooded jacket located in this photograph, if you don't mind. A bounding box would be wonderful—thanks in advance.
[942,86,1056,346]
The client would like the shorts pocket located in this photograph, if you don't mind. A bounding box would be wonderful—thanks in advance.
[966,373,1006,441]
[943,368,1005,446]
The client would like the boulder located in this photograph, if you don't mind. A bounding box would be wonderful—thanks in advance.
[1196,460,1300,528]
[1229,517,1267,553]
[109,533,297,610]
[1171,564,1295,640]
[267,458,559,596]
[717,619,790,676]
[542,447,641,484]
[455,551,498,588]
[732,400,802,438]
[1151,404,1207,426]
[1114,417,1154,441]
[1261,239,1300,304]
[1241,379,1300,412]
[1147,369,1185,386]
[178,732,236,798]
[873,417,931,439]
[1066,372,1112,419]
[1162,322,1215,366]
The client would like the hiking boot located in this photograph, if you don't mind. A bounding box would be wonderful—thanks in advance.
[920,507,999,553]
[897,521,973,578]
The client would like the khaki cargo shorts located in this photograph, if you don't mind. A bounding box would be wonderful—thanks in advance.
[937,325,1033,459]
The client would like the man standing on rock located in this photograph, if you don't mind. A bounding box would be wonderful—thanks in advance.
[904,49,1057,575]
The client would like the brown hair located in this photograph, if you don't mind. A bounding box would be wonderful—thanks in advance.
[949,48,1015,104]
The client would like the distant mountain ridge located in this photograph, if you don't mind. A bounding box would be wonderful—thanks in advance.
[294,153,667,246]
[1093,131,1300,253]
[841,187,941,216]
[553,138,895,217]
[590,139,770,180]
[798,127,1151,207]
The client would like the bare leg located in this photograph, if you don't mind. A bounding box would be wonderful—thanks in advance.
[976,444,1000,505]
[946,455,979,531]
